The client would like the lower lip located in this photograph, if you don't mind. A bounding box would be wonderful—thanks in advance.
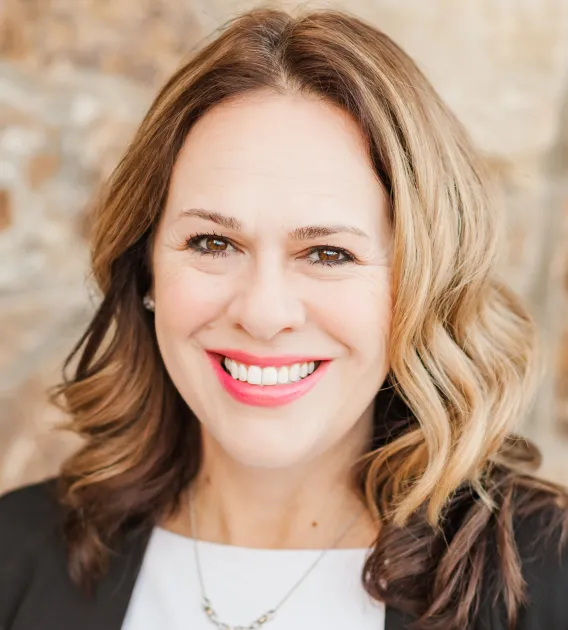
[206,353,331,408]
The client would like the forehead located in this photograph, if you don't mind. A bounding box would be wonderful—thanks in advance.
[164,91,387,229]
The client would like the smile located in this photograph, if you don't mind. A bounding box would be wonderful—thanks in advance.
[222,357,322,385]
[206,350,331,407]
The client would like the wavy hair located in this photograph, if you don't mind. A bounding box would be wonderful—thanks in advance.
[52,7,567,629]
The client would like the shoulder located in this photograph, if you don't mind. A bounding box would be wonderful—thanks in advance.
[0,477,63,625]
[0,477,61,546]
[0,475,62,565]
[513,498,568,625]
[483,475,568,628]
[452,468,568,628]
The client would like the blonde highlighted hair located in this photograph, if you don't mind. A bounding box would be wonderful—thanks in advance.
[52,7,567,629]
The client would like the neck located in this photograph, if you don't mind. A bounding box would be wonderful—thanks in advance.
[180,406,378,550]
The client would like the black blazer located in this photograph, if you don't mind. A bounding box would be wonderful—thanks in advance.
[1,478,567,630]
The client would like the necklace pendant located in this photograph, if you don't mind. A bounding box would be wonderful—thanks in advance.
[256,610,276,626]
[201,599,276,630]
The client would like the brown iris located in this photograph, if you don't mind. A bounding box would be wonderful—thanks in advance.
[318,249,341,262]
[205,237,227,251]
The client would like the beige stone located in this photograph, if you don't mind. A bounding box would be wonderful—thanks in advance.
[0,1,29,60]
[26,152,60,189]
[0,189,12,231]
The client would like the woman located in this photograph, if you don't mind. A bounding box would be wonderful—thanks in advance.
[1,7,567,630]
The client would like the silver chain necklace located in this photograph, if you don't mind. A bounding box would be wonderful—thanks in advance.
[188,490,364,630]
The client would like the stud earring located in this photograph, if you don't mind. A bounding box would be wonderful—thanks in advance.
[143,295,155,312]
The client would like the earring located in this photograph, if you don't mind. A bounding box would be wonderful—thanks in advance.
[143,295,155,312]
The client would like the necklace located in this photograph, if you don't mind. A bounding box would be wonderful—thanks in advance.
[188,490,364,630]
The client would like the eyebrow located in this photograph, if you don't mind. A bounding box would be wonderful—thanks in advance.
[178,208,369,239]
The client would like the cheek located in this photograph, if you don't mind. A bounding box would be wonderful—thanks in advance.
[308,269,392,359]
[154,266,232,336]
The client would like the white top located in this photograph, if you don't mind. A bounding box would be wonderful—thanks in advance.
[122,526,386,630]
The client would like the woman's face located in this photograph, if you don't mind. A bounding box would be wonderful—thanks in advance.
[152,91,393,469]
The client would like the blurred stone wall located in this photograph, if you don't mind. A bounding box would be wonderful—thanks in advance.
[1,0,567,494]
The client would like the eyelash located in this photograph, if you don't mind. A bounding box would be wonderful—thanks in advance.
[185,232,356,267]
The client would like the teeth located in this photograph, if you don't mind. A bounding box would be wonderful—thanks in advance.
[223,358,319,386]
[230,361,239,380]
[277,366,289,384]
[261,367,278,385]
[289,363,301,382]
[247,365,262,385]
[238,363,247,381]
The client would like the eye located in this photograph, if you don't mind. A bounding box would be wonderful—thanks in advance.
[305,246,355,266]
[185,232,236,257]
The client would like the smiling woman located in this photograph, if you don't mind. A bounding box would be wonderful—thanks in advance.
[1,6,567,630]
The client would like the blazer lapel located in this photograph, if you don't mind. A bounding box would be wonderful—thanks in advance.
[10,527,152,630]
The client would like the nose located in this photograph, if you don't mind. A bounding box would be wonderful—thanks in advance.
[227,259,306,342]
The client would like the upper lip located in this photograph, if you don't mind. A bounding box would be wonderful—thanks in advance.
[207,349,330,367]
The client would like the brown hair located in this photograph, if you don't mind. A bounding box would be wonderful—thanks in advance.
[52,6,568,629]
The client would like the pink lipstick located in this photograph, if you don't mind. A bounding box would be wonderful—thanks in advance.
[206,350,331,407]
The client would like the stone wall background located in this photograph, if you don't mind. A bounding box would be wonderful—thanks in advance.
[1,0,567,494]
